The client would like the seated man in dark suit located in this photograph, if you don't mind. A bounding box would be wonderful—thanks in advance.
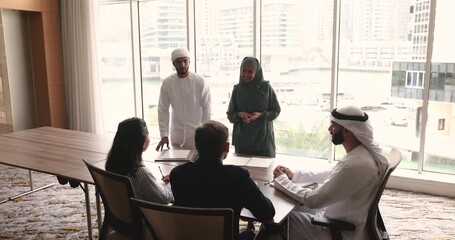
[170,120,275,240]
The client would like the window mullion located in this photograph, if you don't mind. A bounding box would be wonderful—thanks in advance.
[253,0,261,59]
[419,0,437,173]
[328,0,341,163]
[130,0,143,118]
[187,0,196,72]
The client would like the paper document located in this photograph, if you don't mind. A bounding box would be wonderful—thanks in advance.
[156,149,196,162]
[160,149,190,159]
[246,157,273,168]
[224,156,273,169]
[224,156,251,166]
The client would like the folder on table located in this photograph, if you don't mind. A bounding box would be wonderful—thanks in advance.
[224,156,273,169]
[155,149,197,162]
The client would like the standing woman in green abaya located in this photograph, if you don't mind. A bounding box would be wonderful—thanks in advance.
[226,57,281,158]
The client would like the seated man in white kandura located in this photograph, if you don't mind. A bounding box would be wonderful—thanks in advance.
[257,105,388,240]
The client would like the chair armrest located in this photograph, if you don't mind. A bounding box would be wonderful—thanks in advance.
[311,216,356,231]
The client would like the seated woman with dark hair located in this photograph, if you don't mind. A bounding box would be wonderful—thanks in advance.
[105,117,173,204]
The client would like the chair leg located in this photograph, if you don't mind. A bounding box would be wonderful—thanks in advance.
[329,228,342,240]
[377,209,386,232]
[247,221,256,231]
[377,210,389,240]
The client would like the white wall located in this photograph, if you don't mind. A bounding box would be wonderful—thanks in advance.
[2,9,36,130]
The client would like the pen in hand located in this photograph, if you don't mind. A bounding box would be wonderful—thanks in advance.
[158,166,164,179]
[264,179,274,185]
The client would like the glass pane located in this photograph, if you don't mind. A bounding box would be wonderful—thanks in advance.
[139,0,187,140]
[0,62,13,133]
[97,3,135,133]
[424,0,455,174]
[0,16,4,126]
[338,0,418,168]
[261,0,332,158]
[194,0,254,131]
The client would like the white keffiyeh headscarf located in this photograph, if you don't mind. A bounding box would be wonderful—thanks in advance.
[330,105,389,178]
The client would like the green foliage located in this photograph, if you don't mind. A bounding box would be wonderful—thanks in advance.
[275,120,330,158]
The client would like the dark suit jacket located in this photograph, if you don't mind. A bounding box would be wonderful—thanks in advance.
[170,159,275,239]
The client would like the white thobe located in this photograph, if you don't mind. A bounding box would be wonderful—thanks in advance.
[274,145,381,240]
[158,72,211,149]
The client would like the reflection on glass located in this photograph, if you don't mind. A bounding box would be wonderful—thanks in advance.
[0,25,12,133]
[338,0,419,168]
[0,32,6,129]
[98,3,135,133]
[0,70,4,123]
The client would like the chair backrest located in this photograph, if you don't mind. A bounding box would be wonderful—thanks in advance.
[83,160,142,239]
[367,148,402,240]
[130,197,234,240]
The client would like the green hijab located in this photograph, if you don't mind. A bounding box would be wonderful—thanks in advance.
[238,57,266,95]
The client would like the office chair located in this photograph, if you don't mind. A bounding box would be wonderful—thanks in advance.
[311,148,402,240]
[83,160,143,240]
[130,197,234,240]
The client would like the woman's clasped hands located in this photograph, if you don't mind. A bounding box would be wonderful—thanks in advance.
[238,111,263,124]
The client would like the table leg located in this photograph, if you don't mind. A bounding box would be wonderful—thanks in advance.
[0,183,55,204]
[84,182,93,239]
[1,169,60,204]
[286,217,290,240]
[29,170,33,190]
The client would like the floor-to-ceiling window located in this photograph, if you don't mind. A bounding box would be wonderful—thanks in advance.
[138,0,188,137]
[260,0,333,159]
[98,2,136,133]
[338,0,418,165]
[96,0,455,176]
[194,0,254,131]
[423,0,455,174]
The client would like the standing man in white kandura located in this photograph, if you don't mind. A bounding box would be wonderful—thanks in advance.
[156,48,211,151]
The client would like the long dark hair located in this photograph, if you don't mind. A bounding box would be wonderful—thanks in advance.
[105,117,148,175]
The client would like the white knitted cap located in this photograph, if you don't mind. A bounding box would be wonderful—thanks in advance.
[171,48,190,62]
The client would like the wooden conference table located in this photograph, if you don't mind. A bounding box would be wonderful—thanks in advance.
[0,127,299,239]
[0,127,114,239]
